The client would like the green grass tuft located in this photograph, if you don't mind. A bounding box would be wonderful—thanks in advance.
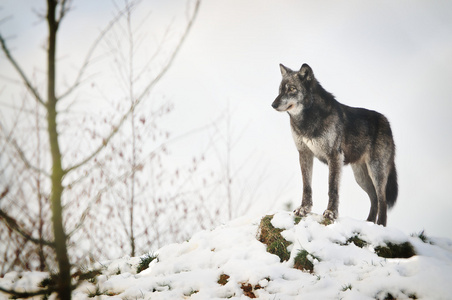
[293,249,319,273]
[294,216,302,225]
[87,285,104,298]
[341,284,352,292]
[137,253,158,273]
[267,240,291,262]
[39,274,57,289]
[258,215,292,262]
[411,230,432,244]
[375,241,416,259]
[185,289,199,296]
[346,234,368,248]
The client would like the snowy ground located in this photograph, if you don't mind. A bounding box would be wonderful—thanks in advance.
[1,212,452,299]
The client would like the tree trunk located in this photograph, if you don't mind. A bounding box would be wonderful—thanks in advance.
[46,0,71,299]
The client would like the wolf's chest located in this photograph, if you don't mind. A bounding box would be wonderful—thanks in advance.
[292,130,323,155]
[290,127,334,163]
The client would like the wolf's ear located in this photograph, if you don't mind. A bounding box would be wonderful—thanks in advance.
[299,63,313,82]
[279,64,291,76]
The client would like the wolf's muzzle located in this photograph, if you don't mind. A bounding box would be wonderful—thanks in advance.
[271,97,281,109]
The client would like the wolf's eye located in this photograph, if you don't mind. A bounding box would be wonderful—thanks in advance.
[289,86,297,92]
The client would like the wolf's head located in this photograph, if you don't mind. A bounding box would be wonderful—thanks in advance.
[272,63,316,115]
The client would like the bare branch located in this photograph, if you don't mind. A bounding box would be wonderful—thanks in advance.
[0,34,45,106]
[135,0,201,103]
[0,121,51,177]
[67,117,216,238]
[56,0,72,25]
[0,186,8,199]
[0,101,46,116]
[62,114,124,174]
[0,286,53,299]
[0,269,89,296]
[0,93,50,177]
[0,15,13,27]
[57,4,129,101]
[0,208,55,247]
[63,0,201,175]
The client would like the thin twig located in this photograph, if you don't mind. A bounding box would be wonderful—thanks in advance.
[56,0,71,26]
[135,0,201,103]
[0,208,55,247]
[0,102,50,177]
[67,117,216,238]
[57,3,129,101]
[0,34,45,106]
[0,132,50,177]
[63,0,201,175]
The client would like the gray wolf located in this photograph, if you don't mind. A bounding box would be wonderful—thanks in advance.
[272,63,397,226]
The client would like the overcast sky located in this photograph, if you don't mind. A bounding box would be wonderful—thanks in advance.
[1,0,452,240]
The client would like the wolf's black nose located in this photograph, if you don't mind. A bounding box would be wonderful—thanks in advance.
[271,101,278,109]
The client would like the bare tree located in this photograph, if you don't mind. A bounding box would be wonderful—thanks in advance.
[207,104,271,221]
[68,0,207,259]
[0,0,200,298]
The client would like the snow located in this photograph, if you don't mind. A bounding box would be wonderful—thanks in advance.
[1,212,452,299]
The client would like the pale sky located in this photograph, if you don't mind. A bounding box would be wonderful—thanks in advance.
[1,0,452,240]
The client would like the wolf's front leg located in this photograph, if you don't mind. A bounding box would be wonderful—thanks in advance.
[294,147,314,217]
[323,153,342,220]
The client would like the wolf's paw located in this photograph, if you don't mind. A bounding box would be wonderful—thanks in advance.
[294,206,311,217]
[322,209,337,220]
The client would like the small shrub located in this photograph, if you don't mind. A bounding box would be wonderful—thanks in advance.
[258,215,291,262]
[377,289,417,299]
[341,284,352,291]
[267,240,291,262]
[137,253,158,273]
[39,274,58,299]
[375,242,416,259]
[293,249,318,273]
[411,230,432,244]
[218,274,230,285]
[241,283,257,298]
[87,285,104,298]
[254,283,263,290]
[346,235,367,248]
[258,215,278,245]
[39,274,58,289]
[185,289,199,296]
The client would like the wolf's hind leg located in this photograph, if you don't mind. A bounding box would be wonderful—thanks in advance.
[367,161,389,226]
[351,163,378,223]
[294,147,314,217]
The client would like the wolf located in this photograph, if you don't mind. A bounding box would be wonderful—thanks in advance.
[272,63,397,226]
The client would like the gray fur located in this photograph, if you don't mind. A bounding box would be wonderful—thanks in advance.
[272,63,398,226]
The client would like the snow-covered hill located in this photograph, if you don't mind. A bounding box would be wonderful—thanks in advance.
[2,212,452,299]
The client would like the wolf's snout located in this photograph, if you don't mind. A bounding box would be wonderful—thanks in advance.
[271,99,280,109]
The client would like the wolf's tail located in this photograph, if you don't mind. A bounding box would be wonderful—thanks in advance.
[386,162,398,209]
